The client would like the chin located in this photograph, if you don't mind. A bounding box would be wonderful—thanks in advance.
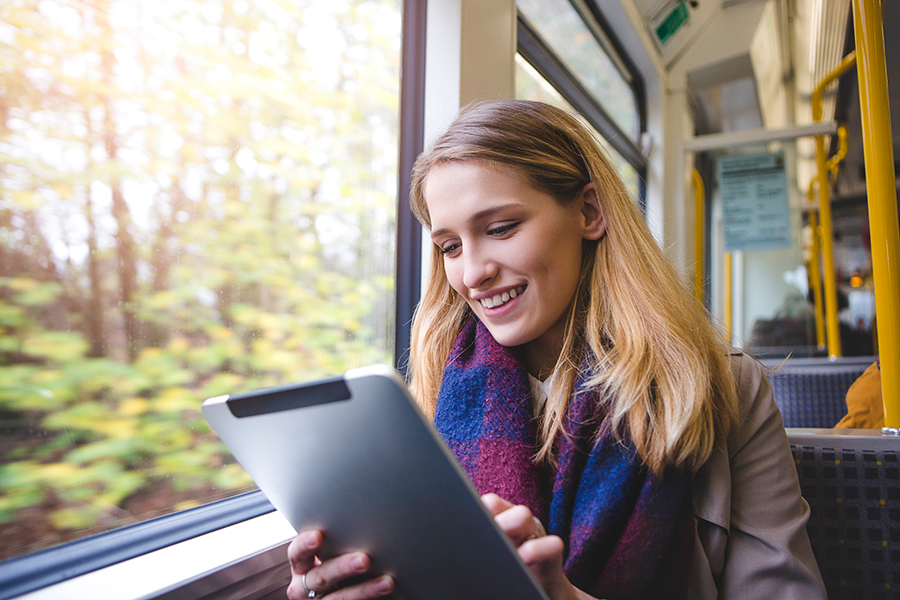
[480,323,530,348]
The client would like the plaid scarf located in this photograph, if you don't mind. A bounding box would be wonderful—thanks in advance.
[434,318,694,600]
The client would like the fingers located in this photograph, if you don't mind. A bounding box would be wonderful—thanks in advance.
[286,530,397,600]
[480,497,578,600]
[518,535,579,600]
[288,530,323,577]
[317,575,396,600]
[480,492,513,516]
[493,504,539,544]
[304,551,371,593]
[481,494,544,546]
[518,534,564,570]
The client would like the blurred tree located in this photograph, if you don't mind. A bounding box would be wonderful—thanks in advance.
[0,0,399,559]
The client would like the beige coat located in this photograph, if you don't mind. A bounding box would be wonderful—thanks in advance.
[689,353,827,599]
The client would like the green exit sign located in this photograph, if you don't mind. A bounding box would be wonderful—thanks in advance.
[655,1,690,46]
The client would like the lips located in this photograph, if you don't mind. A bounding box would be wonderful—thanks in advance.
[478,285,526,309]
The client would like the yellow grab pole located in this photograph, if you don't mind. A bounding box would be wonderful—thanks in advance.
[724,252,732,342]
[692,168,705,303]
[826,125,849,175]
[852,0,900,431]
[812,51,856,357]
[807,180,826,349]
[806,124,848,351]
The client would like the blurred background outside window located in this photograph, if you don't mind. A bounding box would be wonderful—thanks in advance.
[0,0,400,561]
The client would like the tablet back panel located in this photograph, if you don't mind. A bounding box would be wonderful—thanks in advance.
[201,365,549,600]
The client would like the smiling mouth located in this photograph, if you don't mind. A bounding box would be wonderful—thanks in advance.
[479,285,526,309]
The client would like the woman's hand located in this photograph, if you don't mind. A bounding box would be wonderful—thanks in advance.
[287,530,396,600]
[481,493,595,600]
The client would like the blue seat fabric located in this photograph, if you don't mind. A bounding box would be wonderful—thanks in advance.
[791,443,900,599]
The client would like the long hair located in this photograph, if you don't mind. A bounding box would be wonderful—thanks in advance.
[407,100,739,475]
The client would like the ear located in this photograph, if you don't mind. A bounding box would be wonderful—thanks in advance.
[580,182,607,240]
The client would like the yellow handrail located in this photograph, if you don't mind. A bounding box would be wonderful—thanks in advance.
[826,124,849,175]
[692,168,705,303]
[806,180,826,349]
[852,0,900,431]
[724,252,732,342]
[690,130,845,354]
[690,168,731,342]
[812,52,857,357]
[805,124,848,350]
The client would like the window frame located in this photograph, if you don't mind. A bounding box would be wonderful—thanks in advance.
[0,0,424,595]
[0,491,274,599]
[515,3,648,209]
[394,0,427,378]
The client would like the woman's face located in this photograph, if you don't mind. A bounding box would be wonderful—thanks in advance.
[424,161,605,378]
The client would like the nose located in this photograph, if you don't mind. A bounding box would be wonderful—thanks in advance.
[461,246,498,290]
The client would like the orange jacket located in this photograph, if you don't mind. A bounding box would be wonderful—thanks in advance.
[836,361,883,429]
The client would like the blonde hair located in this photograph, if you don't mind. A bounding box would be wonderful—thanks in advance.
[408,100,739,475]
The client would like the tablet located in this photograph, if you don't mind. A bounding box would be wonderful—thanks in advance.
[201,364,549,600]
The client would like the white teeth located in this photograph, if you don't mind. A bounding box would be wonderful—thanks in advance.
[479,286,524,309]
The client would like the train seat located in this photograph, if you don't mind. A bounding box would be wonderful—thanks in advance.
[762,357,874,428]
[788,429,900,599]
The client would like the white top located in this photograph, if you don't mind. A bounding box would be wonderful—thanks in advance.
[528,374,550,417]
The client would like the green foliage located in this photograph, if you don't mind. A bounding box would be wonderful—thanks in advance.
[0,301,28,329]
[6,279,62,307]
[22,332,89,365]
[0,462,49,519]
[211,463,255,491]
[49,506,105,531]
[0,0,400,558]
[0,376,57,412]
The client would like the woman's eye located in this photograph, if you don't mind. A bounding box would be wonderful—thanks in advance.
[488,222,518,236]
[439,243,461,255]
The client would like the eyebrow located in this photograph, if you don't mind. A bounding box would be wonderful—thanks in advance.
[430,203,523,240]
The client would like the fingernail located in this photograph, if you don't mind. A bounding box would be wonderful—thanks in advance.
[303,531,318,549]
[351,553,367,572]
[375,576,394,594]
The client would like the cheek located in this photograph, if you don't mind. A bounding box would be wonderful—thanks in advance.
[536,238,582,291]
[442,260,466,296]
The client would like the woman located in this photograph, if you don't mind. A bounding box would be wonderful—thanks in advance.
[287,100,826,600]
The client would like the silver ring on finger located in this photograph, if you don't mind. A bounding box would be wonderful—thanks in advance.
[301,572,317,599]
[527,516,546,540]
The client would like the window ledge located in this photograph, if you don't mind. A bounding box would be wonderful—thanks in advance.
[1,491,294,600]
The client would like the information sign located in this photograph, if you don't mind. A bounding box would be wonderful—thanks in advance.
[655,1,690,46]
[717,152,792,252]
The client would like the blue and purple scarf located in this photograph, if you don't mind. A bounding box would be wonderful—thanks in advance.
[434,318,694,600]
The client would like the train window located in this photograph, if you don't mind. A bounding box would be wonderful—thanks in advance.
[516,0,639,140]
[0,0,401,563]
[515,55,639,202]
